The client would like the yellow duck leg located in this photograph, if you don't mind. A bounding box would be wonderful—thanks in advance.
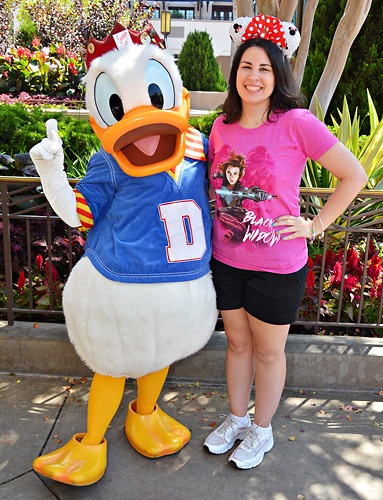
[33,373,125,486]
[125,366,191,458]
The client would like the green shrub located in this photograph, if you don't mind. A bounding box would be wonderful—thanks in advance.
[177,31,227,92]
[0,102,99,172]
[189,110,220,138]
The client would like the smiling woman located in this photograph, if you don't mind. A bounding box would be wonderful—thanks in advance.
[204,14,368,471]
[235,46,275,125]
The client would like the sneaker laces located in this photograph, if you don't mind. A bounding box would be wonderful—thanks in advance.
[240,428,261,451]
[216,414,236,437]
[240,425,268,451]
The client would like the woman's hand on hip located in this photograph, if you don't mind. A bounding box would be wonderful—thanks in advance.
[273,215,312,240]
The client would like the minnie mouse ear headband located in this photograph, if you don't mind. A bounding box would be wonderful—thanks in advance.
[229,14,300,58]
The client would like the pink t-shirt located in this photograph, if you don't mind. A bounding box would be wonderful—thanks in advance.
[208,108,338,274]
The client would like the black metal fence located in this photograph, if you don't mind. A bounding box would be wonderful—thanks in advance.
[2,176,383,332]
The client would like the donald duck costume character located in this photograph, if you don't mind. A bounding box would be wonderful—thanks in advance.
[29,21,217,486]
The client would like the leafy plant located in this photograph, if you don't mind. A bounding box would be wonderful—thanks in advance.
[177,31,227,92]
[0,41,86,96]
[301,239,383,336]
[0,218,86,315]
[300,92,383,233]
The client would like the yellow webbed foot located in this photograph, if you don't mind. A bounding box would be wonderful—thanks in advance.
[125,399,191,458]
[33,433,107,486]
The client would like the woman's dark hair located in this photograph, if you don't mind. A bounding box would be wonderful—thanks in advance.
[222,37,306,124]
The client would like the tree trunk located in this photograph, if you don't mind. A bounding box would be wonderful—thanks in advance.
[294,0,319,88]
[237,0,254,17]
[277,0,298,22]
[254,0,279,17]
[309,0,372,117]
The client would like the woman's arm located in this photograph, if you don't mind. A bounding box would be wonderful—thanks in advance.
[274,141,368,240]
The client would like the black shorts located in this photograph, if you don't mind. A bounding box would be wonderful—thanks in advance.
[210,257,308,325]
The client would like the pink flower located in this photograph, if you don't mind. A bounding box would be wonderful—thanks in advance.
[67,51,78,61]
[32,36,40,47]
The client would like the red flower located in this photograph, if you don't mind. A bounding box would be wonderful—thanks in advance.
[45,261,57,284]
[17,271,26,290]
[368,239,376,260]
[329,261,343,286]
[367,254,382,282]
[307,257,313,269]
[68,62,77,75]
[343,275,359,293]
[306,268,315,296]
[36,254,43,270]
[346,247,360,274]
[325,248,338,269]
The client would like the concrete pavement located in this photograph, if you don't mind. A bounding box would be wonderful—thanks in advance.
[1,371,383,500]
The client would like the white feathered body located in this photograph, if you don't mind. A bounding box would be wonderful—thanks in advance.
[63,257,217,378]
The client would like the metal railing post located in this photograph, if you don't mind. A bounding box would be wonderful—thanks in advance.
[0,180,15,325]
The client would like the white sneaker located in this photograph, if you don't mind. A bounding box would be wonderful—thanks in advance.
[204,414,251,454]
[229,425,274,469]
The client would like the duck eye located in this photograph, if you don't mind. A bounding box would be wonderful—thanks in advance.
[94,72,124,126]
[145,59,175,110]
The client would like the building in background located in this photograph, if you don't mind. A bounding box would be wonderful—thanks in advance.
[147,0,242,80]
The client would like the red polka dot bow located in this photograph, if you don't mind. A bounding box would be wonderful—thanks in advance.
[241,14,287,49]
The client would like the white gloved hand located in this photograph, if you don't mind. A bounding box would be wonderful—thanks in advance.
[30,119,64,177]
[30,119,81,228]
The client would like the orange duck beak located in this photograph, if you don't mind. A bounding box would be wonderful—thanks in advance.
[90,88,190,177]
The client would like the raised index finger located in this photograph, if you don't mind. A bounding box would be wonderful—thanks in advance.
[45,119,62,151]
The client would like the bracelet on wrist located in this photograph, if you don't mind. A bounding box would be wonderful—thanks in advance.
[316,214,325,239]
[309,219,316,244]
